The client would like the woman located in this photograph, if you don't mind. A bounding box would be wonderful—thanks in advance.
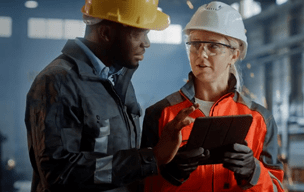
[141,1,284,191]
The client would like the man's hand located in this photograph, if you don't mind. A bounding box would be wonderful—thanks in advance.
[160,145,207,186]
[153,104,199,166]
[222,143,256,186]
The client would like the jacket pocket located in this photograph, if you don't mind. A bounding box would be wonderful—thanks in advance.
[61,127,82,153]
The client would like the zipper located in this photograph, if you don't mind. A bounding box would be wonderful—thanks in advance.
[224,169,230,189]
[107,80,133,148]
[212,164,214,192]
[208,92,234,116]
[179,90,235,192]
[82,73,134,148]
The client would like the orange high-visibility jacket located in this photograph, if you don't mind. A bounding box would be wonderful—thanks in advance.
[141,73,284,192]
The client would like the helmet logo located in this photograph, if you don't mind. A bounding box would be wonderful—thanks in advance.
[206,3,222,11]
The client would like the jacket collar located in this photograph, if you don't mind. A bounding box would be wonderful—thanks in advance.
[61,39,137,79]
[61,39,96,77]
[180,72,237,102]
[61,39,138,107]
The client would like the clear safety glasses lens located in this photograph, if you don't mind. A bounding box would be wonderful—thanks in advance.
[186,41,234,57]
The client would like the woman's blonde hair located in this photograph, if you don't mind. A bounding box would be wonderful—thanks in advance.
[225,36,243,92]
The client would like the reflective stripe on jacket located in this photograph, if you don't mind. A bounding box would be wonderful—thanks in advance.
[141,73,284,192]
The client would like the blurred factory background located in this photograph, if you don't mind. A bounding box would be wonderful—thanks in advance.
[0,0,304,191]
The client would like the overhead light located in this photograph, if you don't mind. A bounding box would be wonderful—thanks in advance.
[25,0,38,9]
[187,0,194,9]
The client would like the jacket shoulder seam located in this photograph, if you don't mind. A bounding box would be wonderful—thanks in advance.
[236,93,272,123]
[165,91,185,106]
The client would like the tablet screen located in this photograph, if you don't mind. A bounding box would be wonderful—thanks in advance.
[186,115,253,151]
[185,114,253,164]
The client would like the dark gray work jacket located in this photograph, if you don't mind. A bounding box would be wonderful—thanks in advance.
[25,39,157,192]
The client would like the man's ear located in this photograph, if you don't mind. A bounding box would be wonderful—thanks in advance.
[98,25,111,42]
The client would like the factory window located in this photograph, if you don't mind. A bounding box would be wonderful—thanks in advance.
[148,24,182,44]
[28,18,85,39]
[231,2,240,12]
[276,0,288,5]
[47,19,64,39]
[64,19,86,39]
[243,0,261,19]
[231,0,261,19]
[27,17,182,44]
[0,16,12,38]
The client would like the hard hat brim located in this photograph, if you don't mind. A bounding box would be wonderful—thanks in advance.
[124,10,170,31]
[81,6,170,31]
[146,10,170,31]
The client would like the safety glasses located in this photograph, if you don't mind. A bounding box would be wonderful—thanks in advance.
[186,41,235,57]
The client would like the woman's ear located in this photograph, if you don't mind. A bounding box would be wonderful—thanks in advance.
[230,49,240,65]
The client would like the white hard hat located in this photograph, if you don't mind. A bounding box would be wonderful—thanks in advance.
[184,1,248,60]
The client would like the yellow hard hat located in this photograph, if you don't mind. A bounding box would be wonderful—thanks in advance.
[81,0,170,31]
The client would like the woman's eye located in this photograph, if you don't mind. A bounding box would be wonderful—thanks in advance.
[192,43,201,50]
[209,43,220,49]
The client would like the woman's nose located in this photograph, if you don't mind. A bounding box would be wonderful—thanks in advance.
[198,46,209,59]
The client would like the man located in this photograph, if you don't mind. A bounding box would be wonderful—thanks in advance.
[25,0,204,191]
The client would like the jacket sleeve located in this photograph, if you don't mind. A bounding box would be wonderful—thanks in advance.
[141,107,160,149]
[25,67,157,191]
[243,113,284,191]
[141,96,172,149]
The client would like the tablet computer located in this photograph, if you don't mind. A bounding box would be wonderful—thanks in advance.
[186,114,253,164]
